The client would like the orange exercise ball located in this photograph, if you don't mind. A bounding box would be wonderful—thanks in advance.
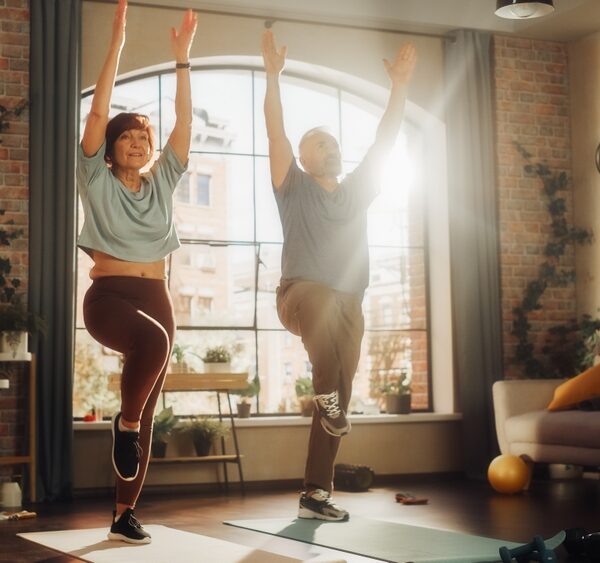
[487,454,530,494]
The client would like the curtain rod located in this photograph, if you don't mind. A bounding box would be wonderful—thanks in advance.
[86,0,451,41]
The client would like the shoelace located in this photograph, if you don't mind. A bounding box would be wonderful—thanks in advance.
[309,489,342,509]
[123,432,143,460]
[128,512,143,529]
[316,391,342,419]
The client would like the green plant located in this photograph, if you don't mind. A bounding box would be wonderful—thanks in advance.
[512,143,594,377]
[231,375,260,403]
[0,207,46,344]
[182,416,229,441]
[202,345,231,363]
[152,407,178,444]
[380,370,411,396]
[72,341,119,417]
[171,343,190,364]
[295,376,314,398]
[0,99,27,142]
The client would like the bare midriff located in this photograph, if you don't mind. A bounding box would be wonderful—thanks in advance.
[89,250,167,280]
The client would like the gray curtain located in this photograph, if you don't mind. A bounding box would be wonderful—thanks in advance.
[444,30,503,477]
[29,0,80,501]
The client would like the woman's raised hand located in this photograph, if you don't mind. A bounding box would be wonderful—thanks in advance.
[261,30,287,76]
[111,0,127,50]
[170,9,198,63]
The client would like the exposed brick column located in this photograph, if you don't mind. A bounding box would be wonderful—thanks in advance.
[0,0,30,482]
[492,36,573,378]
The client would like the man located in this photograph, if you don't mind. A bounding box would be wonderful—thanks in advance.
[261,29,416,521]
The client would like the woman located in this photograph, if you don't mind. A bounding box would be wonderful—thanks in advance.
[77,0,196,544]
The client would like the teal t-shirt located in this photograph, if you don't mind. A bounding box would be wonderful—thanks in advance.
[77,141,187,262]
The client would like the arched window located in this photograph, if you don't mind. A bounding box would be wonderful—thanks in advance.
[74,64,430,417]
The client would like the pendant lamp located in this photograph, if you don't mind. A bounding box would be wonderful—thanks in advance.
[495,0,554,19]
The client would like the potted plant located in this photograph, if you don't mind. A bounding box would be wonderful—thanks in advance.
[202,345,231,373]
[231,375,260,418]
[170,343,191,373]
[381,371,411,414]
[151,406,177,458]
[295,376,314,417]
[181,416,229,456]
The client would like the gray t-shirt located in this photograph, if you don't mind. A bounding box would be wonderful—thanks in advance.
[77,141,187,262]
[274,151,380,294]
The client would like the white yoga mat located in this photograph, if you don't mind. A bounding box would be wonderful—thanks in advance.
[18,524,306,563]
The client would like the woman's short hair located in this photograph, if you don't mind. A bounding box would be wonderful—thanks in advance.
[104,112,155,166]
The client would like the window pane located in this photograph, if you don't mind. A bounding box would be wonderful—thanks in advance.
[357,329,429,412]
[254,72,340,156]
[257,330,311,414]
[174,154,254,242]
[73,330,121,418]
[257,243,283,329]
[255,156,283,243]
[161,70,253,154]
[367,246,427,331]
[163,329,256,416]
[367,133,423,247]
[169,243,256,327]
[340,91,381,162]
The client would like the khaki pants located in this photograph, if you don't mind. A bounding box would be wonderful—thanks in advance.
[276,279,364,492]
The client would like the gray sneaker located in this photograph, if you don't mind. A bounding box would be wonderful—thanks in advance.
[298,489,349,521]
[313,391,351,436]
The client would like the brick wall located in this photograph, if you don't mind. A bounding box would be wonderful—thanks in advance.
[0,0,30,483]
[493,36,574,378]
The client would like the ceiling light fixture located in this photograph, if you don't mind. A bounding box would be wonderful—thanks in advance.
[495,0,554,19]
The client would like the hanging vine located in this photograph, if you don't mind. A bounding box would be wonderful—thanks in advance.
[511,143,594,377]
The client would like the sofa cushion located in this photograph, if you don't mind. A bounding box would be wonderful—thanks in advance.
[547,364,600,411]
[505,410,600,449]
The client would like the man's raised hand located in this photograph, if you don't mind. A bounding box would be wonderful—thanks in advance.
[383,43,417,87]
[261,30,287,76]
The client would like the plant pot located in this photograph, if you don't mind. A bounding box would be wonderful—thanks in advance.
[237,402,251,418]
[193,436,213,456]
[169,361,188,374]
[385,394,411,414]
[203,362,230,373]
[151,441,168,458]
[0,331,28,359]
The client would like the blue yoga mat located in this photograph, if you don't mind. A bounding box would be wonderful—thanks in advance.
[225,516,564,563]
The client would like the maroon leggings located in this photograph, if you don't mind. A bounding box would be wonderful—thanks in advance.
[83,276,175,507]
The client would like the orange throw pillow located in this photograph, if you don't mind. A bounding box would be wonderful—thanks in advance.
[547,364,600,411]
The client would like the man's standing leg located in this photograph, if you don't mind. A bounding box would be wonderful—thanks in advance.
[277,280,364,520]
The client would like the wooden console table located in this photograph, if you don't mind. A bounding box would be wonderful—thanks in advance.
[109,371,247,494]
[0,353,36,502]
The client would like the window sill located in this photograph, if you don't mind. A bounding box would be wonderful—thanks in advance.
[73,412,461,431]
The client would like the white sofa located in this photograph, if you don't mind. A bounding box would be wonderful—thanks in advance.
[492,379,600,467]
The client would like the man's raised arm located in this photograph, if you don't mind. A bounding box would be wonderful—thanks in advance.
[370,43,417,155]
[261,30,294,190]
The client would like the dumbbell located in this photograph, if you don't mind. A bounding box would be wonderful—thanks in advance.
[564,528,600,560]
[499,535,557,563]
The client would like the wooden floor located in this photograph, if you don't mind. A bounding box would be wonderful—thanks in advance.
[2,473,600,562]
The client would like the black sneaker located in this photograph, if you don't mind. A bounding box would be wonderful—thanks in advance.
[111,412,141,481]
[298,489,349,521]
[313,391,351,437]
[107,508,152,544]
